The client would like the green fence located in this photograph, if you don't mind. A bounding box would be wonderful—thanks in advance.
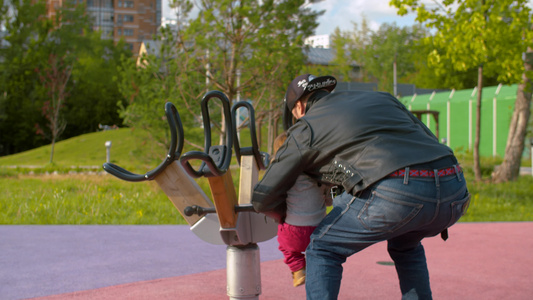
[399,84,517,158]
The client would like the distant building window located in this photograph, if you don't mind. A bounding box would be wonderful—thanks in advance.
[117,28,122,35]
[124,29,134,36]
[123,15,133,22]
[118,0,122,7]
[124,1,134,8]
[102,28,113,37]
[102,12,113,22]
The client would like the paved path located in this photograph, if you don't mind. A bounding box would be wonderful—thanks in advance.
[1,222,532,300]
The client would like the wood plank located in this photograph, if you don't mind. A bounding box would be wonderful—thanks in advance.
[207,171,238,228]
[238,156,259,205]
[154,161,213,226]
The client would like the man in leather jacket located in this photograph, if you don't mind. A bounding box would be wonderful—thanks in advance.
[251,74,470,299]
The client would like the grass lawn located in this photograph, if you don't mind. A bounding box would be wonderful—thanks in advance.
[460,175,533,222]
[0,128,532,224]
[0,174,184,224]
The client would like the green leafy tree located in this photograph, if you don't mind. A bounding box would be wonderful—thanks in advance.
[328,17,373,83]
[35,54,72,163]
[65,33,131,137]
[329,16,430,95]
[116,4,207,155]
[0,0,131,157]
[184,0,322,148]
[411,37,500,90]
[364,22,428,94]
[118,0,322,155]
[33,2,86,163]
[391,0,533,182]
[0,0,52,155]
[303,26,358,83]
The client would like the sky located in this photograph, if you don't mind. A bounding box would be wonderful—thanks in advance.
[161,0,419,36]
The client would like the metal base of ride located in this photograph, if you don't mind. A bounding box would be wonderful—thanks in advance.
[226,243,261,300]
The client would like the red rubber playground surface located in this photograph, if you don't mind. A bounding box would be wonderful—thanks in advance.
[2,222,532,300]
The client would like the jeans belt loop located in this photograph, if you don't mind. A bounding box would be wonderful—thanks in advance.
[453,164,462,182]
[403,166,410,185]
[434,168,440,187]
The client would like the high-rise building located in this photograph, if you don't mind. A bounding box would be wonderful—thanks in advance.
[45,0,161,55]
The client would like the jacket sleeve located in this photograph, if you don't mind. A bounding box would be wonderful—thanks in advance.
[251,128,308,216]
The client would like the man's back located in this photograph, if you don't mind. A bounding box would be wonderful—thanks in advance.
[288,90,454,194]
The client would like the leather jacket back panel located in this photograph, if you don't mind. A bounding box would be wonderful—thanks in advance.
[252,90,453,215]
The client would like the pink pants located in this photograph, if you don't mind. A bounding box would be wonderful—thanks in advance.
[277,223,317,272]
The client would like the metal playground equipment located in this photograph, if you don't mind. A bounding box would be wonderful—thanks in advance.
[102,91,278,300]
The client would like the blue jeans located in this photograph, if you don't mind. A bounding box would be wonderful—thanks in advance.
[305,167,470,300]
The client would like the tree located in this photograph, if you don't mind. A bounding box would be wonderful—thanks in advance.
[184,0,322,148]
[33,1,89,163]
[492,48,532,182]
[328,17,374,83]
[329,16,429,95]
[0,0,131,157]
[365,22,428,94]
[64,33,131,136]
[116,4,207,154]
[35,54,72,163]
[410,37,500,90]
[0,0,53,155]
[391,0,533,182]
[118,0,323,155]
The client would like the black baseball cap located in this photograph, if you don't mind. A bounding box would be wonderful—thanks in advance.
[284,74,337,111]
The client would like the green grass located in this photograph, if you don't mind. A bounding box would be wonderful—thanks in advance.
[0,129,532,224]
[0,128,162,174]
[0,174,184,224]
[460,175,533,222]
[452,152,533,222]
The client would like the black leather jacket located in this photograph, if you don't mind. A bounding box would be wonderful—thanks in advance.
[251,90,455,218]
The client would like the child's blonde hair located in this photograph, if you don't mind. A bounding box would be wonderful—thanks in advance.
[273,132,287,155]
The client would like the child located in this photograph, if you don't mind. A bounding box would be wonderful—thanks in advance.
[272,132,332,287]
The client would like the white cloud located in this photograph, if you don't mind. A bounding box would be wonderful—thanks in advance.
[163,0,533,35]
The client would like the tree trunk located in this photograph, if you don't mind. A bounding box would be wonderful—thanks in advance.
[492,48,533,183]
[473,65,483,181]
[267,102,274,155]
[256,114,264,150]
[49,140,55,164]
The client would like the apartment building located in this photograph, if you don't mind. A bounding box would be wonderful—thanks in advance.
[45,0,161,55]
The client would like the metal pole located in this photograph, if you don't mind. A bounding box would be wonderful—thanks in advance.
[427,91,435,128]
[393,56,397,97]
[105,141,112,163]
[409,93,416,111]
[447,89,454,147]
[493,84,502,157]
[226,244,261,300]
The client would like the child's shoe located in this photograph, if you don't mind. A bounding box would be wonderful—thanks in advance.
[292,267,306,287]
